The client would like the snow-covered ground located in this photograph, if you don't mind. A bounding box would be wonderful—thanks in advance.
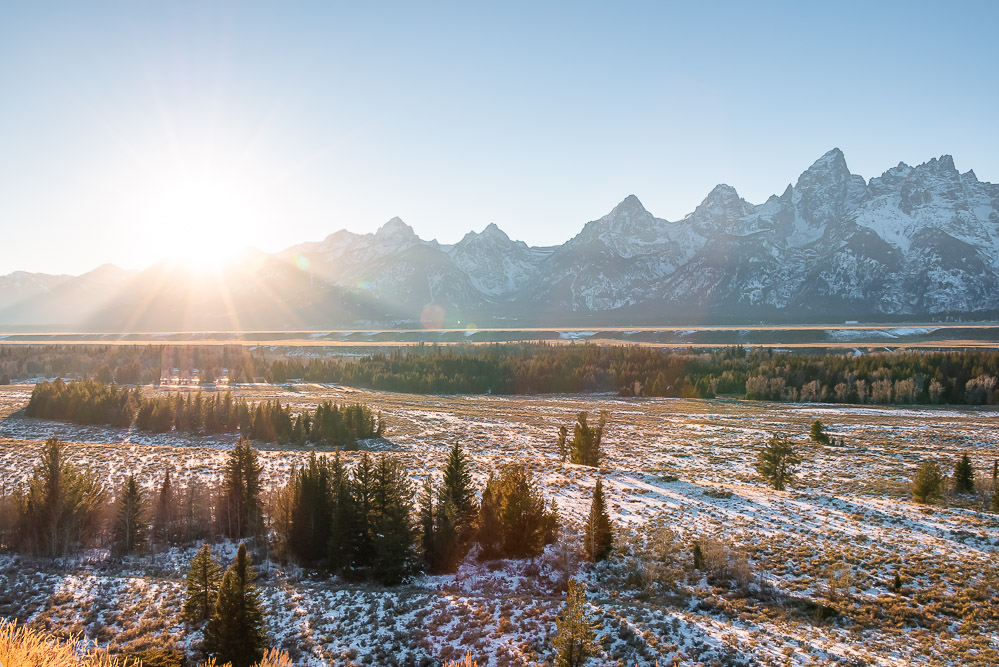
[1,384,998,665]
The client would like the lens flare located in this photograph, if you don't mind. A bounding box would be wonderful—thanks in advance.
[420,304,445,329]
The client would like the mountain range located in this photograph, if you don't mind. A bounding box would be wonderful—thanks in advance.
[2,148,997,330]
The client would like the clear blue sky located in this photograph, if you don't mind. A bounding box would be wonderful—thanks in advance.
[1,1,996,275]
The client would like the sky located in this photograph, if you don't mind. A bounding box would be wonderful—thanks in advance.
[1,1,997,275]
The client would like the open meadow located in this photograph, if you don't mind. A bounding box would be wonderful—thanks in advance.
[1,382,998,666]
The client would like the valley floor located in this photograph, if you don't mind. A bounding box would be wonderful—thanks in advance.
[1,384,998,665]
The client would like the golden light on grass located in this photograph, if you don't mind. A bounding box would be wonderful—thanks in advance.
[0,619,121,667]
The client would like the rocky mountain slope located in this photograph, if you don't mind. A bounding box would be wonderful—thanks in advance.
[1,149,996,329]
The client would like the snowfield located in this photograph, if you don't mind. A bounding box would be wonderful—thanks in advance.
[1,383,998,665]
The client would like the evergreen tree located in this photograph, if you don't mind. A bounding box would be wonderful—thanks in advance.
[287,453,334,564]
[369,454,416,585]
[183,543,222,624]
[16,437,106,556]
[477,465,557,559]
[327,451,355,571]
[476,473,503,560]
[553,579,598,667]
[348,452,376,569]
[113,474,147,555]
[583,479,612,562]
[441,441,477,529]
[809,419,830,445]
[954,453,975,494]
[692,541,704,571]
[436,440,477,571]
[152,468,175,545]
[557,425,569,462]
[218,438,264,539]
[569,412,607,467]
[418,476,440,571]
[755,434,802,491]
[991,485,999,513]
[203,543,268,667]
[911,460,944,504]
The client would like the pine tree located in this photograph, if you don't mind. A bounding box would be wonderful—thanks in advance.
[583,479,612,562]
[327,451,355,571]
[436,440,477,571]
[557,425,569,462]
[203,543,268,667]
[755,434,802,491]
[569,412,607,467]
[477,473,502,560]
[954,453,975,494]
[17,437,107,557]
[477,465,557,559]
[441,441,476,529]
[348,452,376,569]
[287,452,334,563]
[809,419,830,445]
[692,541,704,570]
[418,476,439,571]
[911,460,944,504]
[113,474,146,555]
[152,468,175,545]
[369,454,416,585]
[218,437,264,539]
[553,579,598,667]
[183,543,222,624]
[991,485,999,513]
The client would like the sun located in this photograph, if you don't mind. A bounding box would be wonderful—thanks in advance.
[145,171,257,269]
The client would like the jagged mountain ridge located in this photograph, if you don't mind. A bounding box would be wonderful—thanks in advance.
[1,148,996,329]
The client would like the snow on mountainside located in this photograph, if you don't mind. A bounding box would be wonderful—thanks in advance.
[0,271,71,311]
[1,148,997,328]
[450,223,546,298]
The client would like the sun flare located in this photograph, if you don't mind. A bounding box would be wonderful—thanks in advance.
[143,170,257,268]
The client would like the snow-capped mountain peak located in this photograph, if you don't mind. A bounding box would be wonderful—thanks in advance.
[374,216,418,241]
[2,148,997,328]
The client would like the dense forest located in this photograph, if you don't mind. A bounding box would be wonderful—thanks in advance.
[25,379,382,446]
[4,343,999,405]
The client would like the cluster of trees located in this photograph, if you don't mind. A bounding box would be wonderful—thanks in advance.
[0,437,264,557]
[273,450,418,584]
[0,434,617,586]
[751,424,999,513]
[25,378,138,426]
[259,345,999,405]
[910,453,999,508]
[184,543,270,667]
[26,379,383,446]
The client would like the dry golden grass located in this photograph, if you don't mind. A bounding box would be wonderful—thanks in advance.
[0,618,121,667]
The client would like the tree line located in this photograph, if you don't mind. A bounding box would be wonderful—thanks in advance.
[0,344,271,386]
[25,379,382,446]
[260,345,999,405]
[8,343,999,405]
[0,436,614,571]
